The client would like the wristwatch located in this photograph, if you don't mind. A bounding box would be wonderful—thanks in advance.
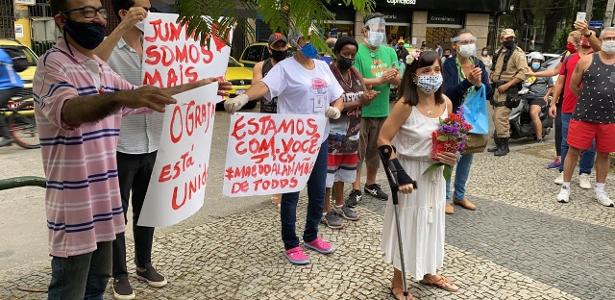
[584,31,593,38]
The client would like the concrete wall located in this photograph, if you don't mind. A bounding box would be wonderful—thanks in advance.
[411,11,428,47]
[465,13,490,50]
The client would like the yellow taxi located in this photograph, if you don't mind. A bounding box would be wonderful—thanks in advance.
[238,42,270,68]
[222,56,256,110]
[0,39,37,116]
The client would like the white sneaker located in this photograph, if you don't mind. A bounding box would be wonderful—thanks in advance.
[554,173,564,185]
[579,173,591,189]
[595,191,614,207]
[557,186,570,203]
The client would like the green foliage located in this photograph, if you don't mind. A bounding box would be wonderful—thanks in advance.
[175,0,374,51]
[552,26,573,51]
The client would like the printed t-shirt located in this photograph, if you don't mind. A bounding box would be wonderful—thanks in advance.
[33,38,137,257]
[353,43,398,118]
[261,57,344,136]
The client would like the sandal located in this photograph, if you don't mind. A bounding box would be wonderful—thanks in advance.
[419,275,459,292]
[389,285,416,300]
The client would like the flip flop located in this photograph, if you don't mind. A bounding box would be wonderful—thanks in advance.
[419,275,459,292]
[389,286,416,300]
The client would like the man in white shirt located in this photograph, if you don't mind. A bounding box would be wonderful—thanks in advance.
[94,1,163,299]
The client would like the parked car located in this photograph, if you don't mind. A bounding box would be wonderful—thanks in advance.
[219,56,256,110]
[239,42,270,68]
[0,39,38,116]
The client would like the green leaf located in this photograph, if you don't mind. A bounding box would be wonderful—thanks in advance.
[442,165,452,181]
[422,163,445,176]
[437,135,449,142]
[175,0,374,50]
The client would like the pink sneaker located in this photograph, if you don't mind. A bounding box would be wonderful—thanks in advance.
[284,247,310,265]
[305,237,335,254]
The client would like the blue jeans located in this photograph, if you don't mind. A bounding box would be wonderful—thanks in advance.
[559,113,595,174]
[48,241,112,300]
[446,154,474,201]
[280,141,328,250]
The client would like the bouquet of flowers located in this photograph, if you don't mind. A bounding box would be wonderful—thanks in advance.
[423,109,473,181]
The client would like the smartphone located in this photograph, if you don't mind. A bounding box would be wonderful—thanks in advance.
[576,12,587,22]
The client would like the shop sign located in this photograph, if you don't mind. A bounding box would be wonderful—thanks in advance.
[385,0,417,5]
[428,12,463,25]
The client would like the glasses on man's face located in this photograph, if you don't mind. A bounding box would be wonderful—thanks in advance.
[457,39,476,45]
[603,36,615,41]
[64,6,108,19]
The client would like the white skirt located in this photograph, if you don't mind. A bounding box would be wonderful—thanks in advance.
[381,157,446,280]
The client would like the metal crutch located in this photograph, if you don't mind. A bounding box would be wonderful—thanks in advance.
[379,146,413,299]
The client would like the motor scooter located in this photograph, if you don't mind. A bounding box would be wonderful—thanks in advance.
[508,88,553,141]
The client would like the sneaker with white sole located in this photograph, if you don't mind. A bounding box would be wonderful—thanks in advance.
[554,173,564,185]
[579,173,592,189]
[557,186,571,203]
[595,191,614,207]
[113,276,136,300]
[136,265,167,288]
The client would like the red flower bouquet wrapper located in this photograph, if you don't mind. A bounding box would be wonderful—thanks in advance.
[425,111,473,181]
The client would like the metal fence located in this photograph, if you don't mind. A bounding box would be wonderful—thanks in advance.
[0,0,14,39]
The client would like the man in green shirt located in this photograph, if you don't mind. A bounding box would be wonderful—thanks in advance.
[348,13,401,206]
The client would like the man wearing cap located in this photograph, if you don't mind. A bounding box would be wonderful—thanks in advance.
[253,32,289,114]
[348,12,401,206]
[489,28,529,156]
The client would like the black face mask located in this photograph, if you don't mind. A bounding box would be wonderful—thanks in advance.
[270,49,287,62]
[337,56,354,71]
[63,18,106,50]
[503,40,515,50]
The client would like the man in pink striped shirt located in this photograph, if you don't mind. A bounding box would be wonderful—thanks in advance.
[37,1,228,299]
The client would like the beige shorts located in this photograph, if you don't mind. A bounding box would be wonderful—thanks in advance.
[358,117,386,172]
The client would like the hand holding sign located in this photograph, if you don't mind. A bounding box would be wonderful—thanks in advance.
[118,86,177,113]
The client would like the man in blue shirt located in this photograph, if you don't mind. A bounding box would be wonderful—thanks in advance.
[0,48,24,146]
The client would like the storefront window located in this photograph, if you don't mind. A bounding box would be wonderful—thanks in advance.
[322,22,354,38]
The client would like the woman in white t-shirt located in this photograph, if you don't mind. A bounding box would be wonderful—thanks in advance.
[225,33,345,265]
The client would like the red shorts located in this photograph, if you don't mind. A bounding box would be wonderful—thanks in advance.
[567,120,615,153]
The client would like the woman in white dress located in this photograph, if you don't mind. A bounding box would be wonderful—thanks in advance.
[378,51,460,299]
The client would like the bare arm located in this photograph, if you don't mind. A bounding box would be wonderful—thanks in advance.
[377,99,412,154]
[62,78,222,127]
[244,81,270,102]
[94,7,147,62]
[331,98,344,111]
[363,77,385,87]
[551,75,565,105]
[252,61,264,84]
[570,55,591,97]
[61,87,172,127]
[530,62,561,78]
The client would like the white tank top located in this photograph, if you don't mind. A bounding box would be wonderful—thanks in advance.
[392,104,448,161]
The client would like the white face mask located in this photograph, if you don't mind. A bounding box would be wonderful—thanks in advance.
[135,20,145,32]
[602,40,615,54]
[365,18,386,47]
[367,31,385,47]
[458,43,476,58]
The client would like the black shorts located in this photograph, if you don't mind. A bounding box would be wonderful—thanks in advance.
[528,97,546,107]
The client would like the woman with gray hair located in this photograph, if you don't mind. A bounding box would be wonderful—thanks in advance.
[442,29,492,214]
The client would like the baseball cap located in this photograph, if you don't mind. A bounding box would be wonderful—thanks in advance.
[501,28,516,38]
[268,32,288,46]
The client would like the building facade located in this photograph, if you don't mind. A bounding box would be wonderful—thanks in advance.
[322,0,499,51]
